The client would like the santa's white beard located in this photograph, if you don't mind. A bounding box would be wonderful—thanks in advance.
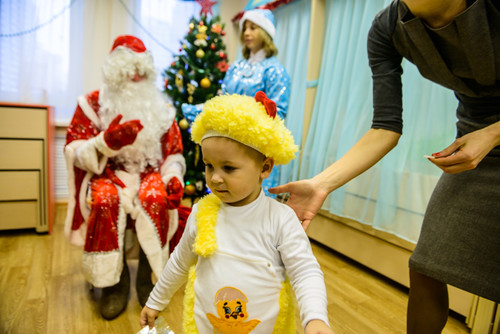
[99,79,174,174]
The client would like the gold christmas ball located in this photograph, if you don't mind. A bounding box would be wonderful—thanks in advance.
[189,23,195,30]
[200,77,211,88]
[196,49,205,58]
[179,118,189,130]
[185,184,196,196]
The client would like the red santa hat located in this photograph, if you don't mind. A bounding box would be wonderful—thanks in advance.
[110,35,147,53]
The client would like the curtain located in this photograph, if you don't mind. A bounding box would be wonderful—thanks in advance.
[0,0,199,123]
[0,0,81,122]
[273,0,311,185]
[300,0,457,243]
[130,0,200,90]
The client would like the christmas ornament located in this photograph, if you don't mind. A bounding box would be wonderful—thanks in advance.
[194,39,208,47]
[195,180,204,191]
[189,23,195,30]
[210,43,215,50]
[200,77,211,88]
[198,25,208,34]
[196,0,217,16]
[196,49,205,58]
[216,60,229,72]
[218,51,225,58]
[195,25,208,46]
[175,70,184,92]
[187,81,198,104]
[211,24,222,34]
[179,118,189,130]
[185,184,196,196]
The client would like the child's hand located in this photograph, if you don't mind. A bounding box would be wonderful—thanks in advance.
[140,306,160,329]
[305,319,335,334]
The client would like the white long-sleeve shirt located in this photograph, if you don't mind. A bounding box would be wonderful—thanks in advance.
[146,190,329,331]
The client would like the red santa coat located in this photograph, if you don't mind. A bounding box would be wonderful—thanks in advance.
[64,90,186,287]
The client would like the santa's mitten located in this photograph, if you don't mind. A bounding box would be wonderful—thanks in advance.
[103,114,143,150]
[165,177,183,209]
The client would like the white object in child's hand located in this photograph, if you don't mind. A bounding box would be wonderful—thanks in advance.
[424,155,436,159]
[137,316,174,334]
[137,326,156,334]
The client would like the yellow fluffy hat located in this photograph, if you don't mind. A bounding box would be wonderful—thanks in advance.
[191,93,298,165]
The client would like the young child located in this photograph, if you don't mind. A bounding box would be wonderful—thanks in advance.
[140,93,334,334]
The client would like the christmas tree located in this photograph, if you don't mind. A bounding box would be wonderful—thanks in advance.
[164,2,228,199]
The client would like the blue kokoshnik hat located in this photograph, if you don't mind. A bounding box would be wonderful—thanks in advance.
[239,9,276,39]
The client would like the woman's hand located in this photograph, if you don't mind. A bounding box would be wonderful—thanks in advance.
[270,129,401,230]
[305,319,335,334]
[427,121,500,173]
[269,178,329,230]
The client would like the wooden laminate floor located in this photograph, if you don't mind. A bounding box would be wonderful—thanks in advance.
[0,204,470,333]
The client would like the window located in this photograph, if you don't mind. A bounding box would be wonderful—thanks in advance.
[0,0,201,122]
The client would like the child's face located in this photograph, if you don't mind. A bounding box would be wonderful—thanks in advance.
[202,137,273,206]
[242,20,264,54]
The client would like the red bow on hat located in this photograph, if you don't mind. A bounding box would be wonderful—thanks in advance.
[255,91,277,119]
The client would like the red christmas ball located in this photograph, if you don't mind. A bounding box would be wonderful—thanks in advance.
[221,30,226,36]
[210,43,215,50]
[219,51,225,58]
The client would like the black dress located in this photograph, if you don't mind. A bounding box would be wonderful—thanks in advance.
[368,0,500,302]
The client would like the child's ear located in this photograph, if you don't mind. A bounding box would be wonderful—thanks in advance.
[261,157,274,179]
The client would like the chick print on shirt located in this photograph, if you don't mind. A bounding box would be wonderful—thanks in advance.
[206,287,261,334]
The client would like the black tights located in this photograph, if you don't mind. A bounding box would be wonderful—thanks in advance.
[407,269,449,334]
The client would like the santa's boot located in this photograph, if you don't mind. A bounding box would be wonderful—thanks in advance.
[99,259,130,320]
[136,247,155,307]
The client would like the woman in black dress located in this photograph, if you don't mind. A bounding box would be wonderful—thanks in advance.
[270,0,500,333]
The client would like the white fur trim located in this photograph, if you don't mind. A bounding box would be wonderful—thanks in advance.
[115,170,140,215]
[135,206,174,279]
[240,11,276,39]
[64,142,88,246]
[79,171,93,223]
[160,153,186,186]
[78,95,103,130]
[82,250,122,287]
[167,209,179,244]
[73,137,108,173]
[94,132,120,157]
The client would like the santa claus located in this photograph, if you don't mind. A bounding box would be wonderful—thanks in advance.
[64,35,186,319]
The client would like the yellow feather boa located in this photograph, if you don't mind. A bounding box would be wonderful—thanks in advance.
[193,193,220,257]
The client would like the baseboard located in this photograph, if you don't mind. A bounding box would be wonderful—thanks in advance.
[307,210,473,317]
